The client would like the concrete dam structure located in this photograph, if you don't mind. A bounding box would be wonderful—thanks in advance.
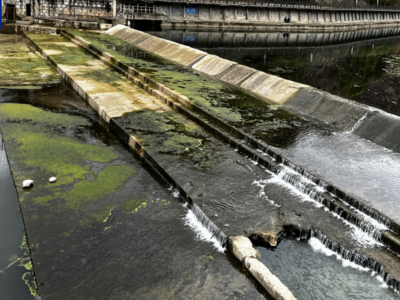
[2,21,400,299]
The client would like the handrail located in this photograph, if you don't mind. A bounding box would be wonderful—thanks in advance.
[156,0,400,11]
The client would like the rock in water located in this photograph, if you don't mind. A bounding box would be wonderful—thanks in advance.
[49,177,57,183]
[22,180,34,188]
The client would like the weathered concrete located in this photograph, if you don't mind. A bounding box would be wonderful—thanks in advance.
[228,236,258,262]
[229,236,297,300]
[192,54,236,76]
[105,26,400,155]
[0,34,61,86]
[245,258,297,300]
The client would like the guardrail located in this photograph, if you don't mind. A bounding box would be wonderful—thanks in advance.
[159,0,400,11]
[36,14,109,22]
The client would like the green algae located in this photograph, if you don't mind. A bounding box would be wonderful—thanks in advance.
[67,30,135,64]
[22,271,37,296]
[62,165,136,210]
[121,196,148,214]
[0,103,89,127]
[79,204,115,227]
[202,254,213,274]
[0,40,61,86]
[0,103,136,214]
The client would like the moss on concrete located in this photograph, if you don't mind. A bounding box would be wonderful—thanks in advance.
[0,39,60,86]
[0,104,136,213]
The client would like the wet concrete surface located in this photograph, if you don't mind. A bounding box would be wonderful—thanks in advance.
[0,34,60,87]
[0,83,267,300]
[151,29,400,117]
[70,30,400,234]
[7,31,400,297]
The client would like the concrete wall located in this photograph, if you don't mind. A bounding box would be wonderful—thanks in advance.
[153,4,400,30]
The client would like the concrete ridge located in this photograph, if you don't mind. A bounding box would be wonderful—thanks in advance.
[61,29,400,257]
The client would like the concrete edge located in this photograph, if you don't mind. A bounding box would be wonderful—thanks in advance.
[228,236,297,300]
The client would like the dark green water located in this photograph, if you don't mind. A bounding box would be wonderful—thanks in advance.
[0,133,35,300]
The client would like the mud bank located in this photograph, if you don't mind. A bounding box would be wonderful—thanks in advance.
[23,31,400,294]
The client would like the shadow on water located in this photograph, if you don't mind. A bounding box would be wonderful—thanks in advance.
[0,133,34,300]
[149,29,400,117]
[257,238,400,300]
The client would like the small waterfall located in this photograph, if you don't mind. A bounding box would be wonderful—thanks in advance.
[269,166,385,247]
[250,147,393,236]
[184,203,227,253]
[309,229,400,292]
[346,112,369,133]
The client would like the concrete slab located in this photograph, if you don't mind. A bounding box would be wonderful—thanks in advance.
[192,55,236,76]
[241,72,305,104]
[220,65,256,85]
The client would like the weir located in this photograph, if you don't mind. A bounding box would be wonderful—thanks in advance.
[2,23,400,299]
[17,26,400,294]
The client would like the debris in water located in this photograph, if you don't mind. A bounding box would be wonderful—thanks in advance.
[215,214,218,217]
[224,224,229,227]
[22,180,33,188]
[49,177,57,183]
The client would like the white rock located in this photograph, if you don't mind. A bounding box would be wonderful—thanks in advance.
[22,180,34,188]
[49,177,57,183]
[228,236,258,262]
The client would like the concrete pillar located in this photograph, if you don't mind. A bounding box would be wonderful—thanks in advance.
[183,5,186,19]
[113,0,116,17]
[209,6,212,19]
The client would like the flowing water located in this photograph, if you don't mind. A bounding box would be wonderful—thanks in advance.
[257,238,400,300]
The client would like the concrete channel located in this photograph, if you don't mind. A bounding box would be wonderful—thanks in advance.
[1,25,400,299]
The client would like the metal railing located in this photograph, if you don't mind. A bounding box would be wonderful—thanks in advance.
[159,0,400,11]
[37,13,111,22]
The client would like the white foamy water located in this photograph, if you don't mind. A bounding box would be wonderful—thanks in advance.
[264,167,383,248]
[345,112,369,134]
[309,237,370,272]
[252,179,279,207]
[309,237,391,289]
[183,208,226,253]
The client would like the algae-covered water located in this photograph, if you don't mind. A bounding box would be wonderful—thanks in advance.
[151,29,400,117]
[257,238,400,300]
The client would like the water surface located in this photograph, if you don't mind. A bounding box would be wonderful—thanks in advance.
[257,238,400,300]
